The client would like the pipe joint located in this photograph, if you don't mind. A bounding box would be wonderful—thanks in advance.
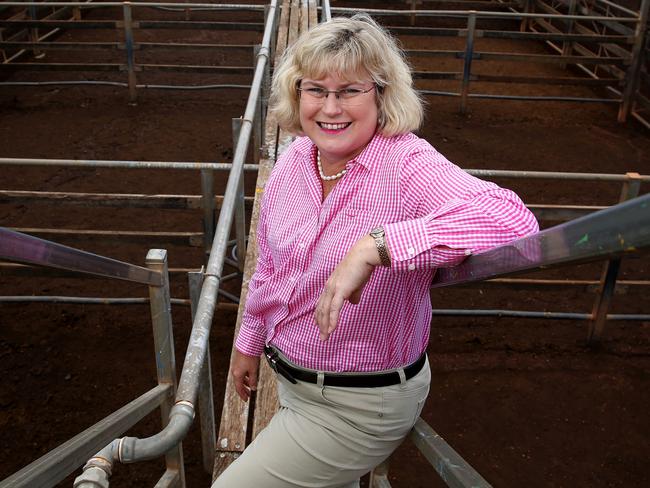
[118,402,195,464]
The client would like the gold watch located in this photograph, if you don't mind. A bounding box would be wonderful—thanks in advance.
[370,226,391,267]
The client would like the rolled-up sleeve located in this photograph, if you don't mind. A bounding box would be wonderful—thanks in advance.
[384,149,539,272]
[234,192,274,357]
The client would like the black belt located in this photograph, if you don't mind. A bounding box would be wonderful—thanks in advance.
[263,346,426,388]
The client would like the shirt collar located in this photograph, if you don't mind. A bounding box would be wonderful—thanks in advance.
[293,132,396,173]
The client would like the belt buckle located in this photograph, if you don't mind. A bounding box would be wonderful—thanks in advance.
[264,348,297,384]
[265,348,279,372]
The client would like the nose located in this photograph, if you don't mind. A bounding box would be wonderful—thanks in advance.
[320,92,343,116]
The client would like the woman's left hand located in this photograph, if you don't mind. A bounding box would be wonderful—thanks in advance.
[315,234,382,341]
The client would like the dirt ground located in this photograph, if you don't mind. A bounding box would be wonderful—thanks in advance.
[1,1,650,487]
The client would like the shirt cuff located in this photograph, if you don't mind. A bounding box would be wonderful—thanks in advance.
[384,218,431,272]
[234,313,267,357]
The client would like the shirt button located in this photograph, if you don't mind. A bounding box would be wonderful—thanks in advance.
[408,247,415,256]
[408,263,416,271]
[464,249,472,256]
[298,243,305,249]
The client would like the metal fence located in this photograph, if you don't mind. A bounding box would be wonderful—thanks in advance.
[0,228,183,487]
[330,0,649,125]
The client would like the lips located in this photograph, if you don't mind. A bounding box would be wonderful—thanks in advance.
[317,122,352,130]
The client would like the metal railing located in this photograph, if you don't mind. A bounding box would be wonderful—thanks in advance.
[369,192,650,488]
[0,2,268,101]
[0,228,182,487]
[327,1,649,124]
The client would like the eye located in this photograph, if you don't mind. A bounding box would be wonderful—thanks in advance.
[304,87,326,97]
[339,88,364,98]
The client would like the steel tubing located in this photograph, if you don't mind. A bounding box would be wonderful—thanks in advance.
[0,157,259,171]
[0,2,267,10]
[0,227,162,286]
[432,193,650,288]
[175,0,278,405]
[328,7,638,23]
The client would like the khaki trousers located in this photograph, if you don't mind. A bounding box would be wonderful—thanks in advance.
[212,356,430,488]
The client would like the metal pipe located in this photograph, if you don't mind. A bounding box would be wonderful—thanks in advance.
[2,158,645,181]
[122,2,137,103]
[460,12,476,113]
[1,2,267,9]
[0,227,162,286]
[0,157,260,171]
[327,7,638,22]
[0,296,191,305]
[432,193,650,288]
[0,81,252,90]
[118,402,195,462]
[175,0,278,405]
[321,0,332,22]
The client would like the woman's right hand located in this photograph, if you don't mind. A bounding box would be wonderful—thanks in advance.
[232,349,260,402]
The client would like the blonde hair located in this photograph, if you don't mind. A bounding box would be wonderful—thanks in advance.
[270,14,423,136]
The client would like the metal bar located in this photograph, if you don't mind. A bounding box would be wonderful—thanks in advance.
[0,81,252,90]
[419,90,621,103]
[322,0,332,22]
[0,189,255,209]
[146,249,186,487]
[328,7,638,22]
[561,0,577,66]
[410,418,493,488]
[0,157,259,171]
[154,469,180,488]
[9,227,204,247]
[0,384,170,488]
[0,296,190,305]
[188,271,216,475]
[369,460,392,488]
[617,0,649,121]
[588,172,642,343]
[123,2,137,103]
[0,227,162,286]
[175,0,278,405]
[431,193,650,288]
[460,12,476,113]
[201,170,215,253]
[0,2,267,9]
[233,117,247,273]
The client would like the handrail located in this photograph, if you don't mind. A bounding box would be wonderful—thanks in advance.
[93,0,280,470]
[432,192,650,287]
[0,384,171,488]
[0,227,162,286]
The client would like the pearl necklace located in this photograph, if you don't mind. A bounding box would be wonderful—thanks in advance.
[317,151,347,181]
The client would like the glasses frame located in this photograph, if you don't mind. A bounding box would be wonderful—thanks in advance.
[297,84,376,102]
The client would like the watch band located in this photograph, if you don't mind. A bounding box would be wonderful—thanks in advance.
[370,226,391,267]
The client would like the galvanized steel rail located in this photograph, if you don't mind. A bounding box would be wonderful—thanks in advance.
[0,227,162,285]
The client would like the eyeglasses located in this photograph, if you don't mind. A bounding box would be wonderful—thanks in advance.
[298,85,376,104]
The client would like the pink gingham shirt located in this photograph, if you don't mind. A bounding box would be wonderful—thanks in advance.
[235,132,538,371]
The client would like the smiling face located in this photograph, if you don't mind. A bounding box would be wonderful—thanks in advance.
[299,72,379,169]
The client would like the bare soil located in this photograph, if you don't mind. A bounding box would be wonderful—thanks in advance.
[1,2,650,487]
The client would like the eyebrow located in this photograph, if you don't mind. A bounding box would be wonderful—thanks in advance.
[301,80,363,88]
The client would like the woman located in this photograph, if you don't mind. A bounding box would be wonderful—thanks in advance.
[214,14,538,488]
